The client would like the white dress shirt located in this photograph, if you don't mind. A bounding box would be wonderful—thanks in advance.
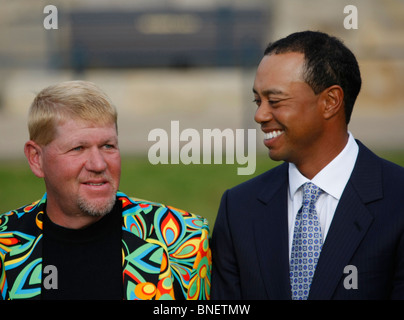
[287,132,359,256]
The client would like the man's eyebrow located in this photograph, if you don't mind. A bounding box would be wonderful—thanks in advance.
[252,88,285,96]
[104,137,119,144]
[66,136,118,147]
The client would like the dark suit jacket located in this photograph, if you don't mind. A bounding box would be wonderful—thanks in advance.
[211,141,404,299]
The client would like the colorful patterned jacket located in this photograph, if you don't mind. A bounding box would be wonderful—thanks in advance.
[0,192,211,300]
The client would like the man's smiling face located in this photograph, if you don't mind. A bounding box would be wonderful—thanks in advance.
[253,52,326,168]
[39,118,121,221]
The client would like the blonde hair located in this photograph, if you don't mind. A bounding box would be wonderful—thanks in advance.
[28,80,117,145]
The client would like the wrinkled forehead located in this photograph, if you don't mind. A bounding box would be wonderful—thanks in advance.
[53,117,118,141]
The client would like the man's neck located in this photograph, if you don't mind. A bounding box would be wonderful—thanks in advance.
[294,131,349,180]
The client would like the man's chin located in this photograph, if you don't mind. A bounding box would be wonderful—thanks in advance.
[77,194,117,217]
[268,149,283,162]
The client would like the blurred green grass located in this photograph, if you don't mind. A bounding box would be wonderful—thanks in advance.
[1,150,404,230]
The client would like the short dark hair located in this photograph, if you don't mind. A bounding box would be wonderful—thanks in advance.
[264,31,361,124]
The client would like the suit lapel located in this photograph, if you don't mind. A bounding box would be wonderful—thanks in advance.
[309,141,382,299]
[253,163,292,299]
[309,181,374,299]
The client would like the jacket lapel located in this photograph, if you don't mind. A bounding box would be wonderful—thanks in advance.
[309,141,381,299]
[253,163,292,299]
[119,194,165,300]
[3,196,46,300]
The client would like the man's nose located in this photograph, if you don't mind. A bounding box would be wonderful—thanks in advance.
[254,103,274,124]
[85,147,107,173]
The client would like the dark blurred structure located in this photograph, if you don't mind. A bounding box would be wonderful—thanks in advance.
[61,7,267,71]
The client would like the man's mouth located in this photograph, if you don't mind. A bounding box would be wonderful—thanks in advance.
[264,130,284,140]
[82,179,110,187]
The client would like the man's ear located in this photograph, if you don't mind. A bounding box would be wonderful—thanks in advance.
[321,85,345,120]
[24,140,45,178]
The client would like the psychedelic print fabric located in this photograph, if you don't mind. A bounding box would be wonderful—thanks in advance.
[0,197,45,300]
[119,192,211,300]
[0,192,211,300]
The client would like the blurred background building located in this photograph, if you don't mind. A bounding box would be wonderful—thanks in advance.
[0,0,403,159]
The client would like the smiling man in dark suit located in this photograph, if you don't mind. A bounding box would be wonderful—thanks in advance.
[211,31,404,300]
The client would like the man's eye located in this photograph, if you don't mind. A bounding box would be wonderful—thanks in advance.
[252,99,261,106]
[72,146,83,151]
[269,100,280,105]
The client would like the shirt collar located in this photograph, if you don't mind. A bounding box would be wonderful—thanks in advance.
[288,132,359,200]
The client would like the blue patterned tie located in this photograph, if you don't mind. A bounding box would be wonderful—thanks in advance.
[290,182,323,300]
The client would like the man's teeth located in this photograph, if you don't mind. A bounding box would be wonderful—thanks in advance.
[264,130,284,140]
[86,183,104,186]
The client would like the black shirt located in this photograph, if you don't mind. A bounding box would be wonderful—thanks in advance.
[41,202,123,300]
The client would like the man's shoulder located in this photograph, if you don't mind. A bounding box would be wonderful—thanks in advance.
[117,192,210,236]
[357,140,404,179]
[226,162,288,195]
[0,196,46,231]
[379,157,404,189]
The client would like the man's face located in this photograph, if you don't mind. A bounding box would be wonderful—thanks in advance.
[253,52,325,167]
[39,119,121,219]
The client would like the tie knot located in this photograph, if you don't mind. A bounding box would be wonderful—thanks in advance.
[302,182,323,205]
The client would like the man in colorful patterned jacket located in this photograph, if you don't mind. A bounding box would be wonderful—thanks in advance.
[0,80,211,300]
